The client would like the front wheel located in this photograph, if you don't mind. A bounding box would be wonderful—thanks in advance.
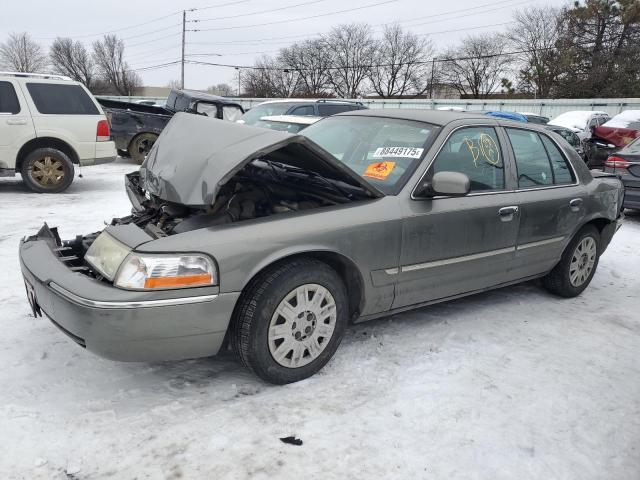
[543,225,600,297]
[231,258,348,384]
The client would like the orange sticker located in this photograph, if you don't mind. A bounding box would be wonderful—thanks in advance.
[363,161,396,180]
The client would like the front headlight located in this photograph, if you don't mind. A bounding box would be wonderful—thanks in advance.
[114,253,218,290]
[85,232,131,281]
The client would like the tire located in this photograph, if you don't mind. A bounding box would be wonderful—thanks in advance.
[20,148,74,193]
[117,149,130,158]
[543,225,600,297]
[129,133,157,165]
[231,258,348,384]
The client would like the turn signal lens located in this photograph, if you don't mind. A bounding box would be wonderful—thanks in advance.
[96,119,110,142]
[114,253,217,290]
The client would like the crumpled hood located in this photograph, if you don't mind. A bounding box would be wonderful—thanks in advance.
[140,112,381,206]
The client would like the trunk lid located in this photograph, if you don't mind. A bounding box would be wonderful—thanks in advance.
[139,112,383,206]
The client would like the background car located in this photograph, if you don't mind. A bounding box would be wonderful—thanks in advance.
[253,115,321,133]
[484,111,527,122]
[603,136,640,210]
[547,110,611,140]
[588,110,640,168]
[545,124,586,159]
[518,112,551,124]
[237,99,367,126]
[0,71,115,193]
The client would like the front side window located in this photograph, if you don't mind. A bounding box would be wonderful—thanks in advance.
[0,81,20,114]
[301,116,437,194]
[431,126,504,192]
[26,83,99,115]
[507,128,574,188]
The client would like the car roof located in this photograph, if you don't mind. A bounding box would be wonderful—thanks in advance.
[334,108,491,126]
[171,89,240,105]
[257,98,362,106]
[259,115,322,124]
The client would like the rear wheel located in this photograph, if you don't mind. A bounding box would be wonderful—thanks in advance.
[231,258,348,384]
[20,148,74,193]
[129,133,157,164]
[543,225,600,297]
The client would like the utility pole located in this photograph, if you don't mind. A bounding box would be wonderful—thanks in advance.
[235,67,241,96]
[429,57,437,100]
[181,10,186,89]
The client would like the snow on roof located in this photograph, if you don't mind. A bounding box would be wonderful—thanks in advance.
[548,110,608,130]
[259,115,321,125]
[602,110,640,129]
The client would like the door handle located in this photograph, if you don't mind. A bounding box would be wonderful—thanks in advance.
[6,118,27,125]
[569,198,583,211]
[498,206,519,216]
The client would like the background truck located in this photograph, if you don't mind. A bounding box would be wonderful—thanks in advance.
[98,89,244,164]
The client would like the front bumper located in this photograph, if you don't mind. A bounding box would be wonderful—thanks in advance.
[19,229,239,362]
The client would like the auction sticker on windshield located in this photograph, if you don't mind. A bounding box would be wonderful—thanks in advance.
[363,161,396,180]
[373,147,424,159]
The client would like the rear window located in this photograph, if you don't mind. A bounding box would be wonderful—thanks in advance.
[26,83,99,115]
[0,81,20,114]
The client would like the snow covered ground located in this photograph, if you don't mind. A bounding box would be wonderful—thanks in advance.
[1,160,639,480]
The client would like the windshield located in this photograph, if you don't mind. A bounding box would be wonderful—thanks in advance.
[254,119,308,133]
[555,129,580,148]
[239,103,298,125]
[301,116,437,194]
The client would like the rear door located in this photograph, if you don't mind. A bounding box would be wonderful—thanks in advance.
[503,127,586,280]
[393,123,521,309]
[22,80,104,162]
[0,79,35,172]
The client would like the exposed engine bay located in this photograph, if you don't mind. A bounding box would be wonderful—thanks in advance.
[119,160,365,239]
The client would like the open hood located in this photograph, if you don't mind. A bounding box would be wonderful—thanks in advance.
[140,112,382,206]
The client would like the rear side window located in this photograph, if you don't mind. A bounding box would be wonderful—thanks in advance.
[222,105,243,121]
[317,104,355,116]
[432,126,504,192]
[0,81,20,114]
[26,83,99,115]
[507,128,574,188]
[291,105,315,116]
[540,135,574,184]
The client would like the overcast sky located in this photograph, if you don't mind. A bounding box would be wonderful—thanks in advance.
[2,0,562,91]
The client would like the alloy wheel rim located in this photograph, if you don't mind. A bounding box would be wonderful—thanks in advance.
[268,283,337,368]
[569,236,597,287]
[30,156,65,187]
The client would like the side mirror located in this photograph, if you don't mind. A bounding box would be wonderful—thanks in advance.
[415,171,471,198]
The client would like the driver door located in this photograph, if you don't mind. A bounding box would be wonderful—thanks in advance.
[393,125,521,309]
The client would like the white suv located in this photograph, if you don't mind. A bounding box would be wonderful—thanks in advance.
[0,72,116,193]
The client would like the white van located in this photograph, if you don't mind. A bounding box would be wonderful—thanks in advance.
[0,72,116,192]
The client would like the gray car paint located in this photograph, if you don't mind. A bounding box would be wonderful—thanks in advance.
[19,110,624,362]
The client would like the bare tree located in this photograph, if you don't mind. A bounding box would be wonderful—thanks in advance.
[368,24,433,97]
[439,33,512,99]
[49,37,96,89]
[323,24,375,98]
[92,35,141,95]
[279,39,331,96]
[506,6,563,97]
[0,32,47,72]
[166,79,182,89]
[241,55,299,98]
[206,83,234,96]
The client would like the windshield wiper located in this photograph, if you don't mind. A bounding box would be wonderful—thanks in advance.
[263,159,355,201]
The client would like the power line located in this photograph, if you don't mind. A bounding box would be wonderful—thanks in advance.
[189,0,332,22]
[188,0,399,32]
[189,0,253,11]
[125,32,182,48]
[132,60,182,72]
